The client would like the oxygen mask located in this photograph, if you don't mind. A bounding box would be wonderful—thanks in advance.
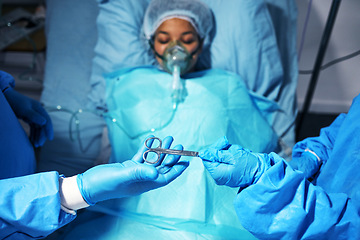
[162,40,192,75]
[158,41,194,108]
[150,39,201,108]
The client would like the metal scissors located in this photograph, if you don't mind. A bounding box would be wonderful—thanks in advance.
[143,136,199,164]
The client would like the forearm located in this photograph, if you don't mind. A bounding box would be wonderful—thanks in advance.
[234,159,360,239]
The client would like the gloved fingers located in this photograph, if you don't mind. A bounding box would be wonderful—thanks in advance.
[29,124,40,147]
[35,125,47,147]
[158,160,189,185]
[34,104,54,140]
[209,136,230,150]
[202,158,220,171]
[29,122,52,147]
[155,136,174,166]
[19,100,47,126]
[199,147,238,165]
[157,144,183,174]
[130,164,159,182]
[44,119,54,141]
[23,111,46,127]
[198,136,230,162]
[131,135,155,163]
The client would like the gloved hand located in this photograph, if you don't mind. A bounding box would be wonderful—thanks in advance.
[76,136,189,205]
[289,150,321,179]
[4,87,53,147]
[0,70,15,89]
[199,136,274,188]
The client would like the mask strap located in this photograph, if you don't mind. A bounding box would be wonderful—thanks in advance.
[189,38,203,58]
[148,39,165,60]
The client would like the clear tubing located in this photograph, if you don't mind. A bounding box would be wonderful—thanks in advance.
[103,104,178,140]
[171,64,182,109]
[44,100,179,151]
[45,106,101,153]
[43,63,184,147]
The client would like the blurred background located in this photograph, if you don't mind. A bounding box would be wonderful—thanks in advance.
[0,0,359,141]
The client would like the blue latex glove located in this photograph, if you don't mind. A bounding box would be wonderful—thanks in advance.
[4,88,53,147]
[0,70,15,90]
[77,136,189,205]
[199,136,274,188]
[289,151,321,179]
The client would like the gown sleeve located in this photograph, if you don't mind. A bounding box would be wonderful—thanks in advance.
[292,113,346,163]
[0,171,76,239]
[233,154,360,240]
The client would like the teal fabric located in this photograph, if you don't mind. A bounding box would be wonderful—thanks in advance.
[86,66,279,239]
[105,66,279,161]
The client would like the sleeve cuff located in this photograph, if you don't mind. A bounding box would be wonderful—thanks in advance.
[305,148,322,164]
[59,175,90,212]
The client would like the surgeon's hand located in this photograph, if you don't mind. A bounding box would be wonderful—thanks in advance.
[289,151,321,179]
[199,137,274,188]
[4,87,53,147]
[76,136,189,205]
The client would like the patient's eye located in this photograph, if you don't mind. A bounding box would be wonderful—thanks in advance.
[157,39,169,44]
[155,32,170,44]
[181,33,197,45]
[182,38,195,44]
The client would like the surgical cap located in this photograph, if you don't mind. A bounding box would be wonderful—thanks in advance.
[143,0,213,42]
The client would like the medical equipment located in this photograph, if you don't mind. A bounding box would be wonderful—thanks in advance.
[162,41,193,75]
[143,136,199,164]
[158,40,197,106]
[0,8,44,50]
[149,40,191,106]
[0,8,45,83]
[103,104,177,140]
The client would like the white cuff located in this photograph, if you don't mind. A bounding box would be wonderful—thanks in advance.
[59,175,89,213]
[305,148,322,164]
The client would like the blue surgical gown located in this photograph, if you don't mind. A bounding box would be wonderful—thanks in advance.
[234,94,360,239]
[0,77,35,179]
[0,76,76,239]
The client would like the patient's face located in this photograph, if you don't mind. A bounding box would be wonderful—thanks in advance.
[153,18,202,73]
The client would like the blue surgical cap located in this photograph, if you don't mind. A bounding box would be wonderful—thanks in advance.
[143,0,213,43]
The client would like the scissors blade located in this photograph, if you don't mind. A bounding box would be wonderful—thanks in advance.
[157,148,199,157]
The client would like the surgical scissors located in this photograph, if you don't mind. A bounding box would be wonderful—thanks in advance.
[143,136,199,164]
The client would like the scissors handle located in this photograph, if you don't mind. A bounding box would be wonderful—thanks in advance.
[142,137,199,164]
